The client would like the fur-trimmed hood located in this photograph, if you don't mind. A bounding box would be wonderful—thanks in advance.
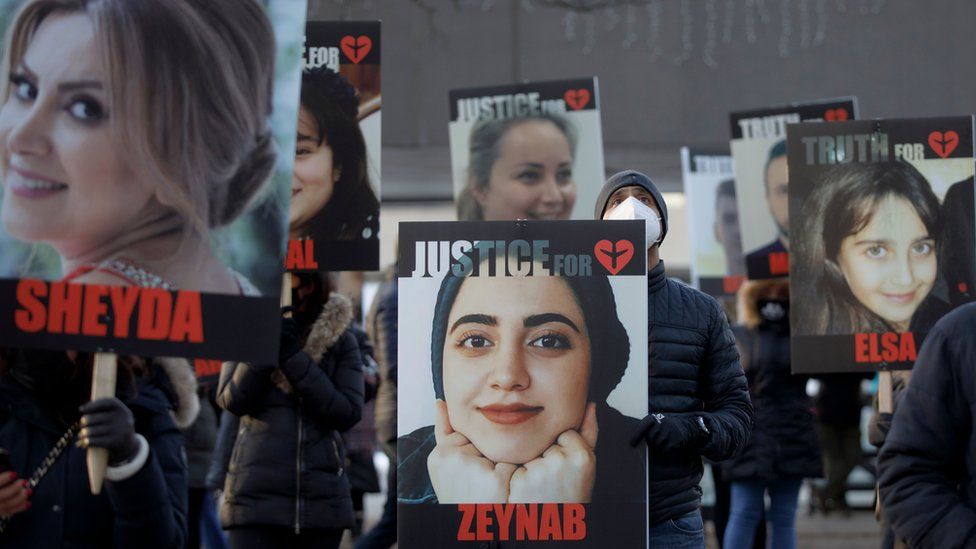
[153,357,200,429]
[272,293,354,394]
[736,278,790,329]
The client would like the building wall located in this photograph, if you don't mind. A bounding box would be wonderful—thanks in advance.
[311,1,975,148]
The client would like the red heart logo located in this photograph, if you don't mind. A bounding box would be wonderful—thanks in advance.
[564,89,591,111]
[823,108,849,121]
[340,35,372,64]
[593,240,634,275]
[928,131,960,158]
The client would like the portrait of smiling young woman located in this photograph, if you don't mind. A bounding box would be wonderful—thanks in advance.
[397,266,646,505]
[0,0,279,295]
[456,115,579,222]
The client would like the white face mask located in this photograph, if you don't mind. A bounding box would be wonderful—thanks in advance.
[605,196,662,249]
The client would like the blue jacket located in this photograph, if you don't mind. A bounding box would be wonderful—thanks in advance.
[0,363,190,549]
[645,261,753,525]
[879,304,976,548]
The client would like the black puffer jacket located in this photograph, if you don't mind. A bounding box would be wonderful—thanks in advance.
[724,323,822,482]
[0,356,197,549]
[218,294,365,531]
[645,261,752,525]
[878,304,976,548]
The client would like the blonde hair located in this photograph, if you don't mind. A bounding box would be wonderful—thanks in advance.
[0,0,277,238]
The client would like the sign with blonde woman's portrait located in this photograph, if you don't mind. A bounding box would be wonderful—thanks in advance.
[449,78,605,223]
[290,21,380,272]
[789,116,976,373]
[0,0,306,363]
[396,220,647,547]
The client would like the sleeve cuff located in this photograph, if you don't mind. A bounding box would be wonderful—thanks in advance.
[105,434,150,482]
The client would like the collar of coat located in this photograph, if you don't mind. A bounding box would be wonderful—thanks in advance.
[270,293,354,396]
[647,260,667,293]
[147,357,200,429]
[303,292,354,362]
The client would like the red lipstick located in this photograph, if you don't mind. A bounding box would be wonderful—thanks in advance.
[478,403,543,425]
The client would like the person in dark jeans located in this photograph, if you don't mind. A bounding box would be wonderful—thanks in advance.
[596,170,753,548]
[723,279,822,549]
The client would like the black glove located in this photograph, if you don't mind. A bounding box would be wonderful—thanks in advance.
[867,411,893,448]
[78,397,139,465]
[630,413,711,453]
[279,317,303,364]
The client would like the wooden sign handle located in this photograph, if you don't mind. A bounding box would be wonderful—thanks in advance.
[87,352,117,494]
[282,273,293,316]
[879,370,893,414]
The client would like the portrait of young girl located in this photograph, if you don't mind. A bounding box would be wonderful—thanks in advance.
[0,0,303,296]
[397,266,646,505]
[792,161,955,336]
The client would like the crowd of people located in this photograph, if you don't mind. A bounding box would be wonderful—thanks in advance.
[0,1,973,548]
[0,167,922,549]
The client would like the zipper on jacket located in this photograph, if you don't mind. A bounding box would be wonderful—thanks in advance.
[333,436,343,476]
[295,396,303,535]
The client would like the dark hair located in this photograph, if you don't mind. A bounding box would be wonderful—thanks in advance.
[763,139,788,193]
[457,114,578,220]
[793,161,941,334]
[292,271,333,329]
[716,178,736,201]
[298,67,379,240]
[429,272,629,403]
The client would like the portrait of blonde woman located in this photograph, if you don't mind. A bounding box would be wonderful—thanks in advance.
[0,0,278,295]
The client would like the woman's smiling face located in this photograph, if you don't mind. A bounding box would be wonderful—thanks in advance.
[441,274,591,464]
[289,107,337,234]
[474,120,576,221]
[836,194,937,331]
[0,12,155,258]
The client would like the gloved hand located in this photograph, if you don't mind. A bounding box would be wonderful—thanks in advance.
[279,316,304,364]
[629,412,711,453]
[78,397,139,465]
[867,411,893,449]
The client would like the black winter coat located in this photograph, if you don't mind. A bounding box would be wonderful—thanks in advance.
[724,323,822,482]
[878,304,976,548]
[645,261,753,525]
[0,358,196,549]
[218,294,365,532]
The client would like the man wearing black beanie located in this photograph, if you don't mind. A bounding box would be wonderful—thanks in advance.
[597,170,753,548]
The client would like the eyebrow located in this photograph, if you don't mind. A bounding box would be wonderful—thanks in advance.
[17,62,103,92]
[515,163,544,170]
[449,314,496,334]
[296,132,318,142]
[610,190,650,201]
[855,235,933,246]
[524,313,580,333]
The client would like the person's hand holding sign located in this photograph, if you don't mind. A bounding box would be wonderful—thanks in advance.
[427,400,517,503]
[508,402,598,503]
